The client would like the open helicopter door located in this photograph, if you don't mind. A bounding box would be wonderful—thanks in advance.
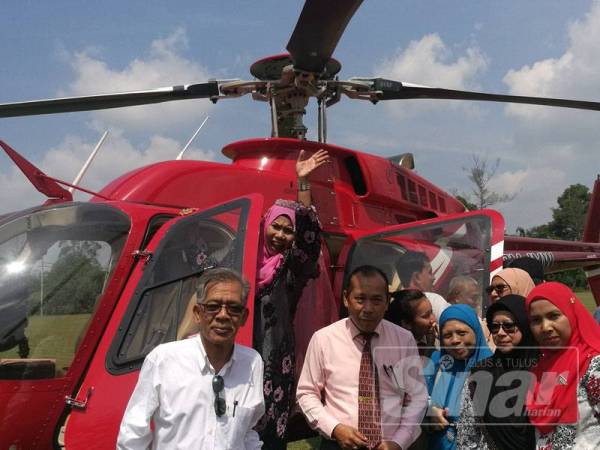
[334,210,505,315]
[62,195,263,450]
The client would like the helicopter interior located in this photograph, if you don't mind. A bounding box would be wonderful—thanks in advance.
[108,207,244,374]
[0,203,130,379]
[342,214,491,307]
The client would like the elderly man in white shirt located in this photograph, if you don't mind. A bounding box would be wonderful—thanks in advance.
[117,268,265,450]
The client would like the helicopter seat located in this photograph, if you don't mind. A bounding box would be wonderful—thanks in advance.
[176,291,201,340]
[0,358,56,379]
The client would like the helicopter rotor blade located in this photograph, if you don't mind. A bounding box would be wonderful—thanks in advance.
[0,82,219,118]
[286,0,363,74]
[362,78,600,111]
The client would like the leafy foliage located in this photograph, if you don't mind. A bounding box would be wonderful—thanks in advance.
[518,184,591,289]
[455,194,477,211]
[41,241,106,315]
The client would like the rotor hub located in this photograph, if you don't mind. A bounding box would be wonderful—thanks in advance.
[250,54,341,81]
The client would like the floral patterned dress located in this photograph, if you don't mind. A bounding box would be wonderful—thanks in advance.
[534,355,600,450]
[456,383,492,450]
[253,203,321,449]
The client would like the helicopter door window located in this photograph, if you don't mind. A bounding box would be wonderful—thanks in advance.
[438,196,447,213]
[109,200,249,373]
[418,185,428,207]
[343,155,367,196]
[140,214,175,249]
[396,173,408,201]
[343,215,492,316]
[0,203,130,380]
[407,179,418,204]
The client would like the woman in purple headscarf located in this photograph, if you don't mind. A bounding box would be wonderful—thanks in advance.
[254,149,329,449]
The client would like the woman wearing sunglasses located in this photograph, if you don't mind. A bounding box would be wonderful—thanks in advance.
[456,295,539,450]
[526,282,600,449]
[486,268,535,302]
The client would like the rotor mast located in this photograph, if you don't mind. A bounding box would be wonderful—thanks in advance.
[248,56,340,140]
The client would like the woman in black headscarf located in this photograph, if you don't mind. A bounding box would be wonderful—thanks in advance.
[456,294,539,450]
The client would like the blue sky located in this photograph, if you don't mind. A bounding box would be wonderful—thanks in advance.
[1,0,599,231]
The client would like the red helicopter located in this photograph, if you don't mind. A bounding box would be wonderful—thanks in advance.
[1,1,600,448]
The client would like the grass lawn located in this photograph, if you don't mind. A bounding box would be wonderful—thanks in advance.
[0,313,91,372]
[576,290,596,313]
[287,437,321,449]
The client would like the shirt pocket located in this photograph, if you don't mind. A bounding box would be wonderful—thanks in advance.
[227,406,256,449]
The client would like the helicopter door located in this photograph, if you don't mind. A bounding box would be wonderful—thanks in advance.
[0,202,133,450]
[63,195,263,450]
[335,210,505,315]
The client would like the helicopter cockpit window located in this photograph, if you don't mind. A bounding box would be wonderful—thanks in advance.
[0,203,130,380]
[140,214,175,250]
[344,215,492,316]
[109,200,248,373]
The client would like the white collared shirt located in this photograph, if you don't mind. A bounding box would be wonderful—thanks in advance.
[117,336,265,450]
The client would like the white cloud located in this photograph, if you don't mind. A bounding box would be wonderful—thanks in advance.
[0,132,216,212]
[0,28,222,214]
[488,169,528,197]
[378,34,488,89]
[489,167,567,231]
[480,1,600,230]
[375,33,488,117]
[63,28,214,132]
[503,1,600,121]
[0,167,48,216]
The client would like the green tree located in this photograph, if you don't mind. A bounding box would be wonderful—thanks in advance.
[548,184,590,241]
[455,194,477,211]
[519,184,591,289]
[523,184,590,240]
[42,241,106,314]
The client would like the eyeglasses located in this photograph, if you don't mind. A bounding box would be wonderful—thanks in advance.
[489,321,518,334]
[212,375,226,417]
[200,302,246,317]
[485,284,510,295]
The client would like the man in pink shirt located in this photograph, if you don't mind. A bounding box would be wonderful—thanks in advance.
[297,265,427,450]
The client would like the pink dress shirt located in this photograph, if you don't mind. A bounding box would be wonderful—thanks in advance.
[297,318,428,449]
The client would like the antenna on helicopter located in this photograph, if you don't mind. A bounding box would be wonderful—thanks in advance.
[68,130,109,194]
[176,116,210,160]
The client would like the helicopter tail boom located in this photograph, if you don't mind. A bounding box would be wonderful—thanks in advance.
[584,176,600,305]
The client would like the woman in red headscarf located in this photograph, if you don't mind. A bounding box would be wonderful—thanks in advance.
[253,149,329,449]
[525,282,600,449]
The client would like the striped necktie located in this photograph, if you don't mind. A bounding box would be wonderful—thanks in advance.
[358,332,382,448]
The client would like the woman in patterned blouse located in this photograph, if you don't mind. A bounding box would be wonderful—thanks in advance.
[253,149,329,449]
[526,282,600,449]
